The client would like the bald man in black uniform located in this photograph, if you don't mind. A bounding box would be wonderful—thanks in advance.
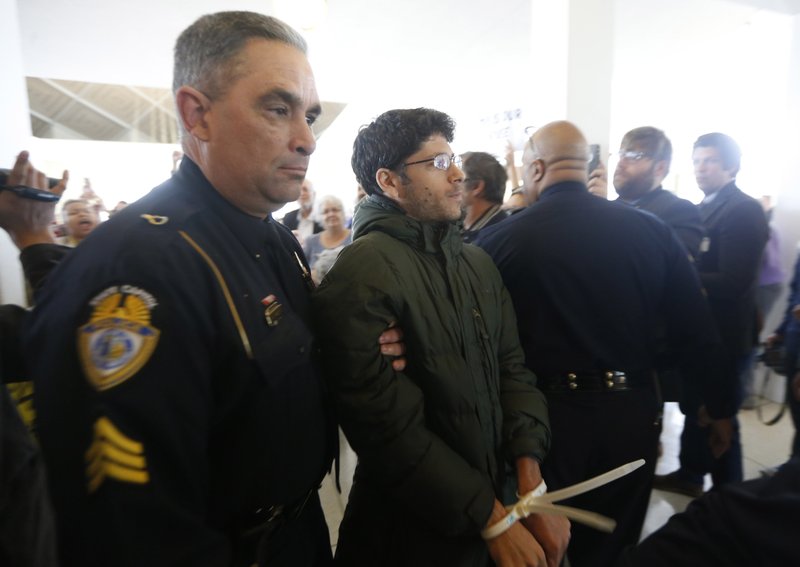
[475,121,735,567]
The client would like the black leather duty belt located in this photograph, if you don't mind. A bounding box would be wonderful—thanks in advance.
[539,371,642,393]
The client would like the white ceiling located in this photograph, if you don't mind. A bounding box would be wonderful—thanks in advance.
[17,0,532,104]
[16,0,800,93]
[15,0,800,143]
[17,0,533,143]
[728,0,800,12]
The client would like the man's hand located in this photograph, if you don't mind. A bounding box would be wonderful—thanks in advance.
[765,333,783,348]
[378,322,406,371]
[516,457,570,567]
[708,418,733,459]
[485,500,546,567]
[792,305,800,322]
[697,406,732,459]
[0,151,67,250]
[587,161,608,198]
[520,514,570,567]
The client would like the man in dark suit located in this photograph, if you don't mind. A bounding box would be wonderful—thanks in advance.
[655,132,769,495]
[476,121,731,567]
[280,179,323,242]
[614,127,706,405]
[613,127,704,260]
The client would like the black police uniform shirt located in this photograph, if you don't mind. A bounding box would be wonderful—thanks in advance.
[25,157,331,565]
[475,181,730,416]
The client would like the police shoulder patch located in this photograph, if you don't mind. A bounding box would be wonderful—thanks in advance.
[78,285,161,391]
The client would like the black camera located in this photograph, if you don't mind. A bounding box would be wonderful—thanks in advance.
[0,169,62,202]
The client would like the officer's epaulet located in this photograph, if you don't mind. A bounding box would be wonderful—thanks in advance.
[139,214,170,226]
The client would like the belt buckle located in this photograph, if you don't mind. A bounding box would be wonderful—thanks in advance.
[567,373,578,390]
[605,371,628,390]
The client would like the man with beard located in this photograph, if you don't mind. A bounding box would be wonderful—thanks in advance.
[613,127,707,406]
[314,108,569,567]
[613,127,704,260]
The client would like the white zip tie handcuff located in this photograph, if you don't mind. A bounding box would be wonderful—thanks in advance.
[481,459,646,540]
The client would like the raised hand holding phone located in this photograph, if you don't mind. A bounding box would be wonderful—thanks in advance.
[0,151,68,249]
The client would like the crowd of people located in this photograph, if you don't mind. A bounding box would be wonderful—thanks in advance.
[1,9,799,567]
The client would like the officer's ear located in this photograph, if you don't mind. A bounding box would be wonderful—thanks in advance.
[176,86,212,142]
[471,179,486,197]
[532,159,546,182]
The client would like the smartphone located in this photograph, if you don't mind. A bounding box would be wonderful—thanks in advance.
[587,144,601,174]
[0,169,62,202]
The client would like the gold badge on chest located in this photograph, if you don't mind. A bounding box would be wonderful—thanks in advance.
[78,286,161,391]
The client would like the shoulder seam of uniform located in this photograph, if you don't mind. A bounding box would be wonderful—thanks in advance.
[178,230,254,359]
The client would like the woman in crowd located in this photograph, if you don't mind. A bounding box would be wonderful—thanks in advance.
[303,195,352,283]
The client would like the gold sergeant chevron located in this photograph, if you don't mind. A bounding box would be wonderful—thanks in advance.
[85,416,149,492]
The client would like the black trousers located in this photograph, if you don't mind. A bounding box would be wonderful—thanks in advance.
[784,330,800,459]
[541,387,661,567]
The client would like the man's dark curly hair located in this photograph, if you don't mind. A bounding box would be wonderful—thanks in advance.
[351,108,456,196]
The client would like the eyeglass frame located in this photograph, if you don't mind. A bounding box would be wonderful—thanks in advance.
[402,153,463,171]
[618,150,652,162]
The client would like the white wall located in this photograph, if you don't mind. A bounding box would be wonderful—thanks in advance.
[764,11,800,337]
[610,0,794,205]
[567,0,615,157]
[0,0,31,305]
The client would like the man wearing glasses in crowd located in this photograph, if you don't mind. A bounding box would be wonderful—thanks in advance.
[313,108,569,567]
[613,127,704,260]
[613,127,710,419]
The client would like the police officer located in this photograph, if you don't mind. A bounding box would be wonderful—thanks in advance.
[25,12,403,567]
[475,121,733,567]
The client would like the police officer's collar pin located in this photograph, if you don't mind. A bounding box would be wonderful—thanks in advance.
[261,294,283,326]
[141,214,169,225]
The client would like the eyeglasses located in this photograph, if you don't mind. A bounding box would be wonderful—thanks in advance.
[618,150,651,162]
[403,153,463,171]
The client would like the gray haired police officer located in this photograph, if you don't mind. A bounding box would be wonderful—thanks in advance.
[25,12,403,567]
